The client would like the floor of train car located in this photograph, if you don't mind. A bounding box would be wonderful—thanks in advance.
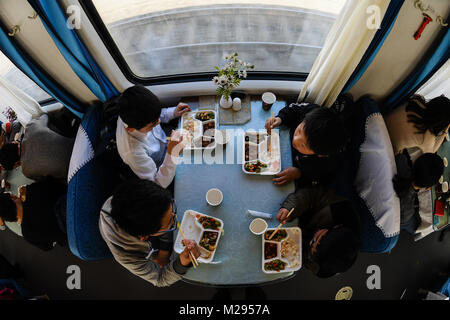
[0,226,449,300]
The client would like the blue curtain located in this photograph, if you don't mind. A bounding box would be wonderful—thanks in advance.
[383,15,450,111]
[342,0,405,93]
[0,21,84,118]
[28,0,119,104]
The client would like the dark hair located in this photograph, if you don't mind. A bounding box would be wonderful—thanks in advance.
[0,143,20,170]
[406,95,450,136]
[110,179,172,237]
[118,86,162,130]
[313,226,360,278]
[0,193,17,222]
[303,106,349,155]
[413,153,444,188]
[393,153,443,196]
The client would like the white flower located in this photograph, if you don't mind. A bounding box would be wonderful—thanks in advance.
[212,76,219,85]
[243,71,247,78]
[218,75,228,85]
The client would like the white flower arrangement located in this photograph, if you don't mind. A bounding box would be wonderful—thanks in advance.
[212,53,254,100]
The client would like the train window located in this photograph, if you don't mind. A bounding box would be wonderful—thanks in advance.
[86,0,347,83]
[0,51,52,103]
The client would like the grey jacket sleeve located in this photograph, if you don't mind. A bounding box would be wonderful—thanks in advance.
[281,187,342,221]
[113,250,190,287]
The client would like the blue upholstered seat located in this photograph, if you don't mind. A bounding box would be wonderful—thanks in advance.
[66,105,114,260]
[331,96,399,253]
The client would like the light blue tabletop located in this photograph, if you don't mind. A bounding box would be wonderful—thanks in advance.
[174,97,298,286]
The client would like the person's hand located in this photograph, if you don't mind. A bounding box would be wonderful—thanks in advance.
[153,249,171,268]
[174,103,191,118]
[265,116,282,134]
[179,239,201,267]
[167,130,186,157]
[277,208,293,225]
[273,167,301,186]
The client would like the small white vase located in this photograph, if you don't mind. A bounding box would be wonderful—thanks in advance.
[220,95,233,109]
[232,97,242,111]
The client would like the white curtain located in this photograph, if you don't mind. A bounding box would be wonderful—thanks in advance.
[417,59,450,99]
[0,76,44,127]
[298,0,391,107]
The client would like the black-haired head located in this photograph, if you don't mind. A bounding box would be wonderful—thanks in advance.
[110,179,172,237]
[118,86,162,130]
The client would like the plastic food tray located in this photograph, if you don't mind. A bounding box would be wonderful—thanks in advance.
[262,227,302,274]
[174,210,224,264]
[242,130,281,175]
[180,110,217,150]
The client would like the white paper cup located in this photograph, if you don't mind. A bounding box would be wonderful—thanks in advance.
[206,188,223,206]
[249,218,268,235]
[262,92,276,110]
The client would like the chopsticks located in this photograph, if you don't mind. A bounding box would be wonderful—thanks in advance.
[267,112,275,153]
[177,222,199,268]
[268,208,295,240]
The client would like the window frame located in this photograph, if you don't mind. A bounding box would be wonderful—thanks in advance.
[79,0,310,85]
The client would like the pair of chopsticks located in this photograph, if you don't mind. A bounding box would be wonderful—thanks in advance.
[177,222,199,268]
[267,112,275,154]
[268,208,295,240]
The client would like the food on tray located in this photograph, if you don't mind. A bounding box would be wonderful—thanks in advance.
[200,248,212,259]
[244,161,267,173]
[245,133,265,144]
[244,143,258,161]
[202,138,215,148]
[264,259,287,272]
[281,238,300,268]
[202,121,216,136]
[264,242,278,260]
[197,215,222,230]
[195,111,215,121]
[264,229,287,242]
[199,231,219,252]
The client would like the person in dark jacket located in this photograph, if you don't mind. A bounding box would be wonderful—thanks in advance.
[0,178,67,251]
[265,102,349,188]
[393,151,444,234]
[277,187,360,278]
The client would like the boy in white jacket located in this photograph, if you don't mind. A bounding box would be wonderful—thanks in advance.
[116,86,190,188]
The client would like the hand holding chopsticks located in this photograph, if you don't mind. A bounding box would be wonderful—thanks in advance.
[177,222,199,268]
[269,208,295,240]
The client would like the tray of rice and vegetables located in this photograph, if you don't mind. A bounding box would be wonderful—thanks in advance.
[180,110,217,149]
[262,227,301,274]
[242,130,281,175]
[174,210,224,264]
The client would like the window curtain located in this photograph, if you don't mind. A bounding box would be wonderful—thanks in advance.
[416,56,450,100]
[298,0,392,107]
[0,19,84,118]
[342,0,405,93]
[383,17,450,111]
[27,0,119,103]
[0,76,43,127]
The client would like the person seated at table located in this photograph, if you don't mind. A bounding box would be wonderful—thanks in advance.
[393,151,444,234]
[0,114,74,181]
[0,178,68,251]
[0,119,23,149]
[266,102,349,188]
[99,179,200,287]
[385,95,450,155]
[116,85,191,189]
[277,187,360,278]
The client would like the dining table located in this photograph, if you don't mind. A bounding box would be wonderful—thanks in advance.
[174,95,300,287]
